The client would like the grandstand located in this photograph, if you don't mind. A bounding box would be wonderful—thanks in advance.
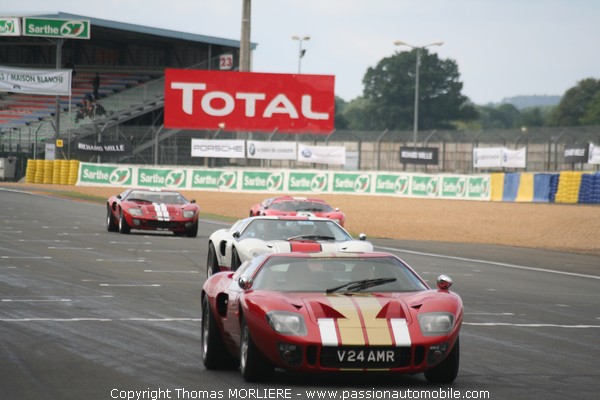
[0,12,249,178]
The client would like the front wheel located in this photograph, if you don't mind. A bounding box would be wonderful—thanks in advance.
[424,336,460,384]
[186,221,198,238]
[201,299,237,369]
[207,243,220,279]
[240,317,273,382]
[106,206,118,232]
[118,211,130,234]
[231,248,242,271]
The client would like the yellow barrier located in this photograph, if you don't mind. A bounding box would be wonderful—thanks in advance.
[490,173,504,202]
[515,173,534,202]
[42,160,54,184]
[25,159,36,183]
[33,159,44,184]
[68,160,80,185]
[555,171,584,203]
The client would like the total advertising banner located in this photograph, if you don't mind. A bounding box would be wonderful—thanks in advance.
[191,139,245,159]
[502,147,527,168]
[564,145,588,164]
[297,144,346,165]
[246,140,297,160]
[76,162,491,201]
[0,65,71,95]
[164,69,335,133]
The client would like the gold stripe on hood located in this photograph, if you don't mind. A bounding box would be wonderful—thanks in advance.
[354,296,393,346]
[326,295,365,345]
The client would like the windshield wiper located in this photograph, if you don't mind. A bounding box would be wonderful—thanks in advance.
[325,278,397,294]
[287,234,336,241]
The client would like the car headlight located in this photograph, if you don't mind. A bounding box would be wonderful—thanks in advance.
[266,311,307,336]
[418,313,454,336]
[128,208,143,216]
[183,210,196,218]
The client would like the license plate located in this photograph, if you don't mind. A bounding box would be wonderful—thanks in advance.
[320,347,410,368]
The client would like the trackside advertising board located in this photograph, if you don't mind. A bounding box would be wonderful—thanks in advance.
[164,69,335,133]
[77,162,491,201]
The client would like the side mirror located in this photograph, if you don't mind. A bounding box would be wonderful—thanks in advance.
[437,275,453,291]
[335,207,340,212]
[238,276,253,290]
[358,233,367,241]
[190,199,196,204]
[233,231,241,239]
[116,194,122,200]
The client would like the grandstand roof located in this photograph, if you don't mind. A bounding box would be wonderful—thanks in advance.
[28,12,256,49]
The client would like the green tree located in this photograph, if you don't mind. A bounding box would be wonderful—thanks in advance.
[360,49,476,130]
[549,78,600,126]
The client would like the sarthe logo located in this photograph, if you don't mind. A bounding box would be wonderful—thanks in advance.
[310,173,328,192]
[165,170,185,188]
[109,168,131,185]
[266,173,284,190]
[218,172,237,189]
[60,21,86,37]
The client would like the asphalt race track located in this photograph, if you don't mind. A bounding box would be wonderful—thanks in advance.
[1,188,599,400]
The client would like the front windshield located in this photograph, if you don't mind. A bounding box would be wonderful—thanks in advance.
[125,191,186,204]
[270,201,333,212]
[251,256,428,293]
[239,219,350,241]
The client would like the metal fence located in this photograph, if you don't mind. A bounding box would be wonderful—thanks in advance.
[2,124,600,181]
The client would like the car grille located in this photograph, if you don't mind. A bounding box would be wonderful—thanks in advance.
[320,346,411,369]
[146,220,181,229]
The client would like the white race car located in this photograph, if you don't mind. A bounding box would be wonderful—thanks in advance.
[206,216,373,277]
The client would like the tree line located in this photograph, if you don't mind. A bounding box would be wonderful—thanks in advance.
[334,49,600,131]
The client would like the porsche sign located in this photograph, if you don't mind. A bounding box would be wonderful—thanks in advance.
[164,69,335,133]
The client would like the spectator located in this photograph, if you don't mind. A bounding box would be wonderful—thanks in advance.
[92,72,100,100]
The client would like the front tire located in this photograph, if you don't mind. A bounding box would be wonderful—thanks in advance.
[424,336,460,384]
[118,211,130,234]
[106,206,118,232]
[240,316,273,382]
[186,221,198,238]
[207,243,220,278]
[231,248,242,271]
[201,298,237,369]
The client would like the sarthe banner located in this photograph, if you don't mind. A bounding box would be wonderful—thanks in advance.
[0,65,72,95]
[297,144,346,165]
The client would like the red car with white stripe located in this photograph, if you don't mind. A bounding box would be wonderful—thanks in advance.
[106,188,200,237]
[206,216,372,278]
[249,196,346,226]
[201,252,463,383]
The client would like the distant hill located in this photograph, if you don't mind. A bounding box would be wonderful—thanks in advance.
[500,95,561,110]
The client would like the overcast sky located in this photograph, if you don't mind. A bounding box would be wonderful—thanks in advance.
[3,0,599,105]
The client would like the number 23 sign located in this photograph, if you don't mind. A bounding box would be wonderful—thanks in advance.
[219,54,233,70]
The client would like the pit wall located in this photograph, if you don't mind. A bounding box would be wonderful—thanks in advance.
[23,160,600,204]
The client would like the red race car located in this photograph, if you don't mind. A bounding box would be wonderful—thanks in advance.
[106,188,200,237]
[201,252,462,383]
[249,196,346,226]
